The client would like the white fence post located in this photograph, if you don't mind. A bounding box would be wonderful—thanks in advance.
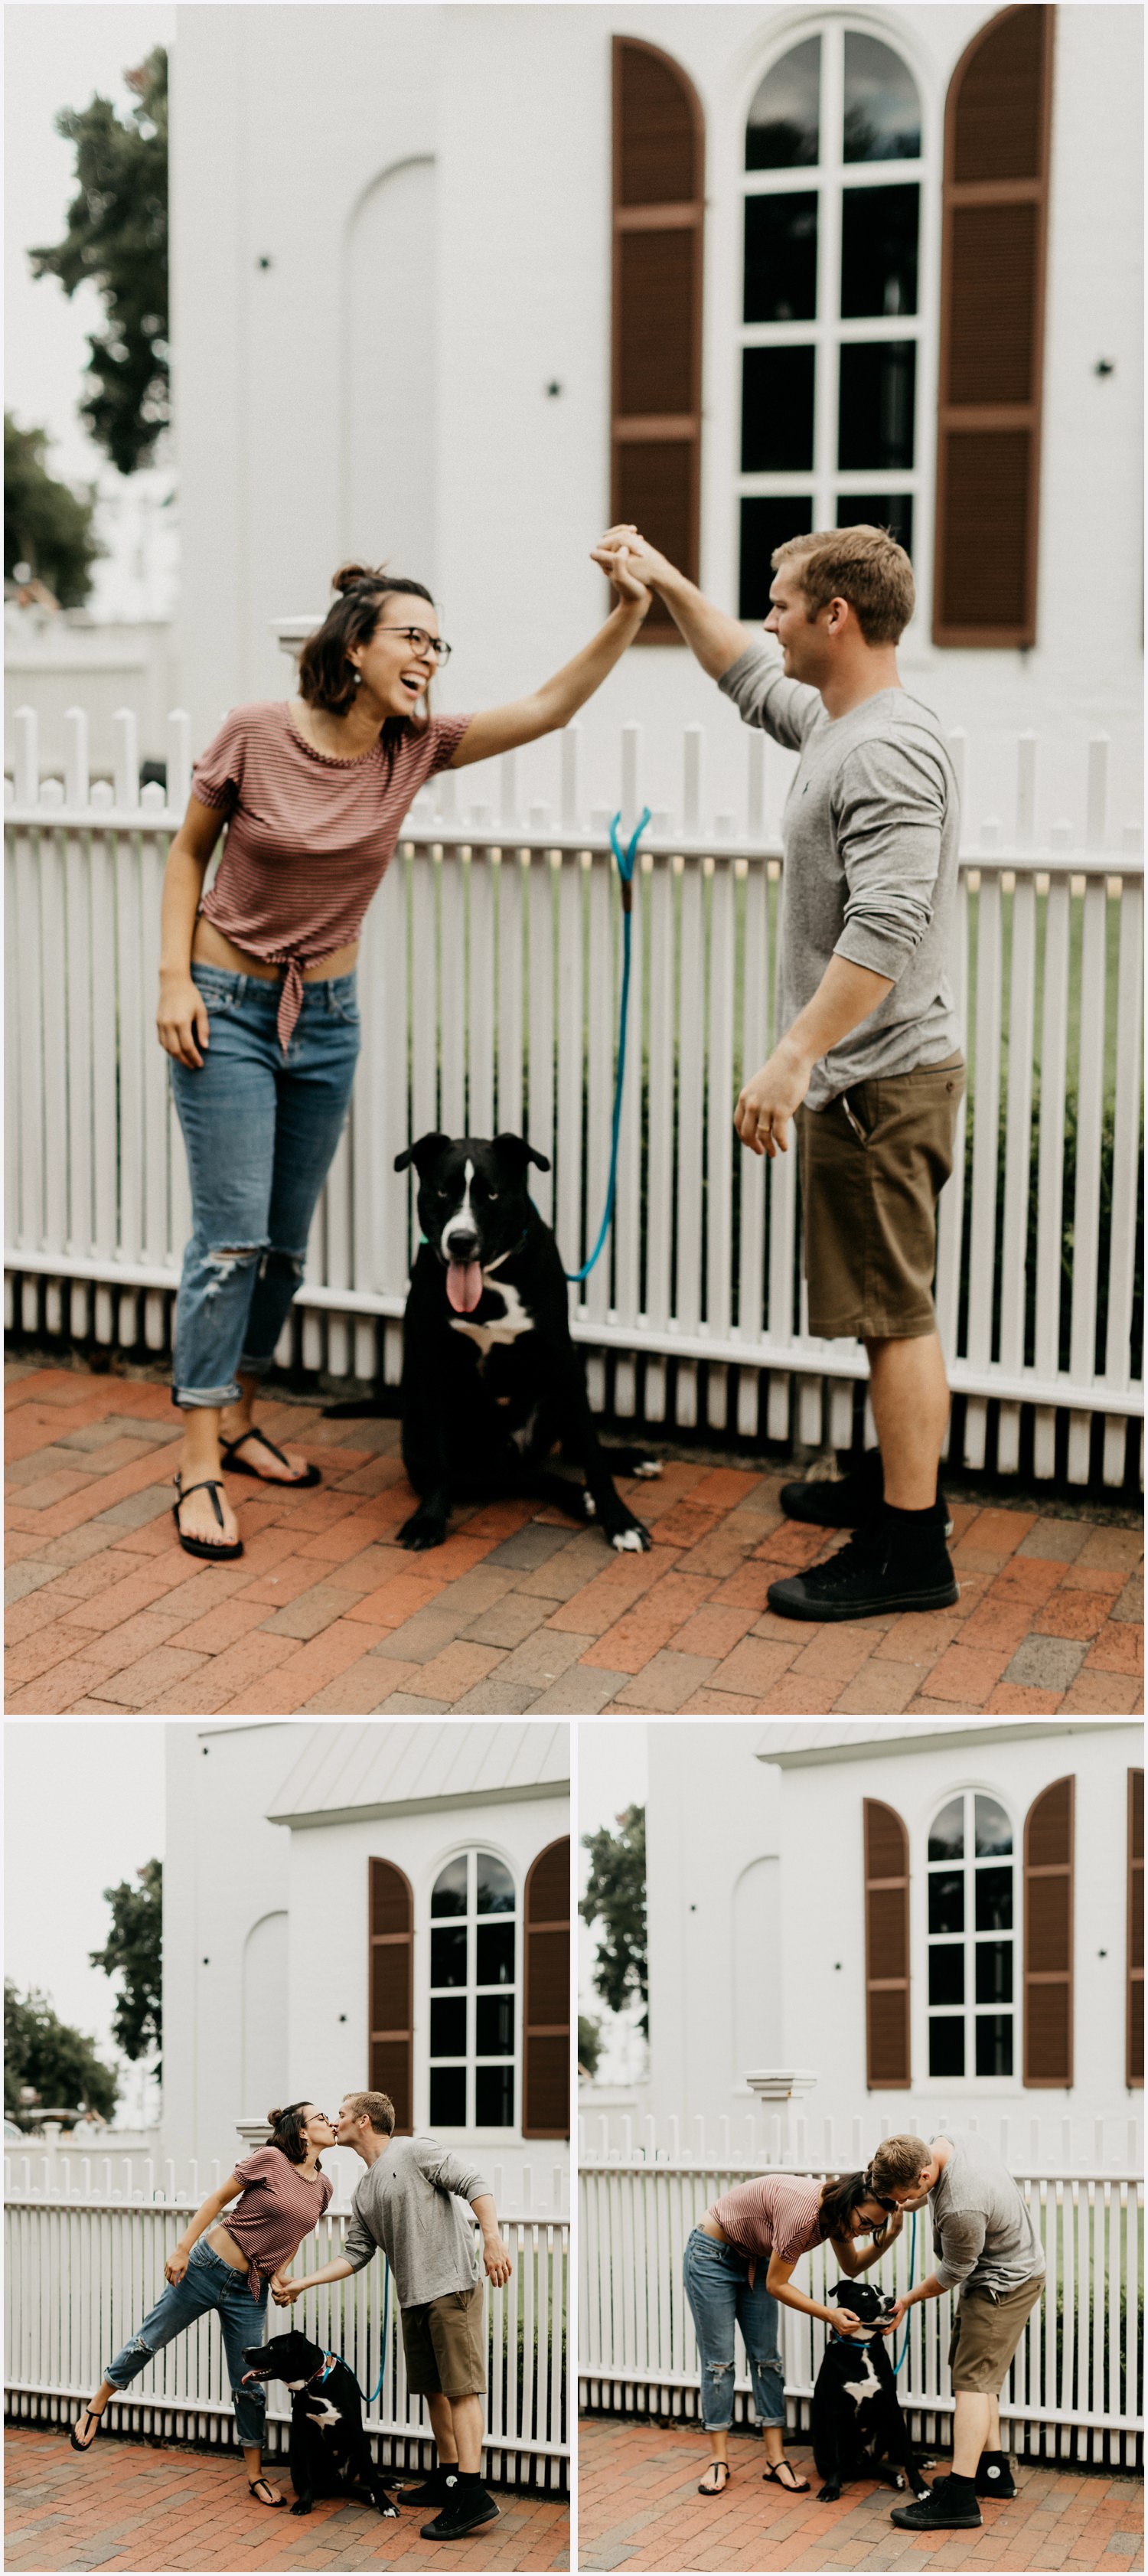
[13,707,38,806]
[112,709,139,811]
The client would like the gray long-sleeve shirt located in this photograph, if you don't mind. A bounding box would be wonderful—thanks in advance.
[718,642,961,1111]
[928,2130,1045,2296]
[344,2134,492,2310]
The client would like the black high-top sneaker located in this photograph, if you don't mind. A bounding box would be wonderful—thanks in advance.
[975,2451,1017,2499]
[890,2476,982,2531]
[779,1445,953,1538]
[400,2460,449,2508]
[420,2470,501,2540]
[768,1506,959,1622]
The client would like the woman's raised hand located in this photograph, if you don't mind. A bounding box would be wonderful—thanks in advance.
[592,526,677,596]
[157,973,210,1070]
[164,2244,191,2286]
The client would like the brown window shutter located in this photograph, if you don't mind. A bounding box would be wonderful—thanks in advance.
[522,1837,569,2138]
[863,1801,910,2088]
[1023,1776,1074,2087]
[369,1859,413,2134]
[612,38,704,642]
[1129,1771,1143,2090]
[933,7,1054,645]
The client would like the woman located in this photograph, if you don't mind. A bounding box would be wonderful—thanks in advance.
[70,2104,335,2508]
[684,2167,902,2497]
[158,550,651,1559]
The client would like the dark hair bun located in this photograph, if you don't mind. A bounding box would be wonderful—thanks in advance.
[267,2107,282,2125]
[331,560,384,596]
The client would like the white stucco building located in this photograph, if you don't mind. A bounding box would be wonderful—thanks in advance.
[612,1717,1143,2160]
[162,1720,571,2209]
[169,3,1142,834]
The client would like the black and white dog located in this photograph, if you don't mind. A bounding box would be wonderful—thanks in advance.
[241,2332,400,2519]
[379,1131,661,1554]
[810,2283,931,2505]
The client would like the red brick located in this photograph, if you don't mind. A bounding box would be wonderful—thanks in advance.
[677,1687,764,1713]
[165,1595,274,1654]
[752,1521,830,1567]
[148,1627,303,1713]
[958,1595,1036,1652]
[918,1641,1011,1704]
[345,1567,453,1628]
[831,1658,921,1714]
[57,1559,201,1634]
[4,1435,183,1537]
[1058,1670,1143,1713]
[686,1467,765,1510]
[980,1554,1073,1608]
[872,1608,963,1666]
[544,1543,682,1635]
[99,1644,211,1707]
[983,1683,1065,1712]
[707,1636,803,1696]
[398,1640,505,1703]
[788,1627,876,1688]
[5,1609,182,1711]
[1084,1621,1143,1676]
[214,1618,391,1714]
[1075,1525,1143,1574]
[298,1654,422,1713]
[959,1506,1037,1556]
[6,1465,96,1508]
[665,1602,758,1660]
[712,1562,780,1614]
[643,1503,722,1549]
[581,1572,714,1673]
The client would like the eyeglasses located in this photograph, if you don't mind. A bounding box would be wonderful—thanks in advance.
[374,625,452,665]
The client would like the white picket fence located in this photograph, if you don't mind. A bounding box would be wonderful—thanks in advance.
[3,2150,569,2218]
[5,704,1143,1487]
[576,2108,1145,2176]
[579,2153,1142,2471]
[4,2189,569,2489]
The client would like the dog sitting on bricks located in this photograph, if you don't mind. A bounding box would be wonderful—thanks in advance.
[810,2282,932,2505]
[241,2332,399,2519]
[328,1130,661,1552]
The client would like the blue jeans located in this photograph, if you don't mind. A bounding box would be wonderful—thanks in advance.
[169,965,360,1406]
[683,2227,786,2432]
[104,2238,269,2447]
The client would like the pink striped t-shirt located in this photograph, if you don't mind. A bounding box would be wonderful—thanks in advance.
[192,701,472,1051]
[710,2174,824,2264]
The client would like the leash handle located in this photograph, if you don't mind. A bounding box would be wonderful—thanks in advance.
[566,807,650,1283]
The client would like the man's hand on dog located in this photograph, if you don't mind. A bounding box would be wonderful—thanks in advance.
[735,1037,814,1158]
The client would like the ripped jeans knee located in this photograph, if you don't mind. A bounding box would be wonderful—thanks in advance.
[105,2333,154,2388]
[702,2358,735,2430]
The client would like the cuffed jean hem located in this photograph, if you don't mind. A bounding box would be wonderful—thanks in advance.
[237,1351,275,1377]
[172,1381,243,1409]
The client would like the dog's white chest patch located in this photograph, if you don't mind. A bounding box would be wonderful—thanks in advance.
[450,1274,534,1357]
[843,2347,882,2406]
[305,2397,343,2429]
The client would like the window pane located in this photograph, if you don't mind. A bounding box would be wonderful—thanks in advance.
[976,1866,1013,1932]
[431,1858,468,1918]
[746,37,820,171]
[477,1922,515,1987]
[430,1926,468,1988]
[742,347,815,472]
[837,492,913,557]
[929,2016,964,2078]
[928,1944,964,2007]
[928,1798,964,1863]
[928,1869,964,1935]
[975,2013,1013,2078]
[430,1996,467,2056]
[975,1797,1013,1858]
[976,1940,1013,2005]
[430,2065,467,2124]
[843,35,921,163]
[475,2062,515,2127]
[744,194,818,324]
[838,342,915,470]
[840,184,918,318]
[476,1993,515,2055]
[739,495,813,619]
[475,1853,514,1916]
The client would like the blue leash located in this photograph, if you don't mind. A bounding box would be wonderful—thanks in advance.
[891,2212,917,2378]
[566,807,651,1283]
[365,2260,390,2408]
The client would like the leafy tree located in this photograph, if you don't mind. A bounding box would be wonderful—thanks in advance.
[28,48,168,475]
[90,1858,161,2069]
[4,1980,119,2121]
[4,414,102,606]
[579,1804,648,2036]
[578,2015,602,2078]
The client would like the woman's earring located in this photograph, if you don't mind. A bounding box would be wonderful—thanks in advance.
[351,666,361,687]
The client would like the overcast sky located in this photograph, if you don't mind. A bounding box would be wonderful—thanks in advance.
[5,1721,166,2065]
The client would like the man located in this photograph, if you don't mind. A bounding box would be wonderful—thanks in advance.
[592,521,964,1622]
[868,2130,1045,2529]
[274,2090,513,2542]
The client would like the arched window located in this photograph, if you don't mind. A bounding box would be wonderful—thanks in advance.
[429,1850,517,2130]
[612,36,705,639]
[738,25,924,619]
[926,1791,1016,2080]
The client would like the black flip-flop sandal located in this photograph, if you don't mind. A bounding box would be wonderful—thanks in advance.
[698,2461,730,2496]
[248,2477,286,2509]
[220,1428,321,1489]
[70,2407,104,2452]
[171,1476,244,1561]
[762,2460,810,2493]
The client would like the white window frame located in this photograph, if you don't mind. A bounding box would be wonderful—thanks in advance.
[924,1786,1019,2091]
[731,14,940,635]
[425,1844,520,2144]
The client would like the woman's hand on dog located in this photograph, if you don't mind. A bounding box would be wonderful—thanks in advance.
[827,2306,863,2334]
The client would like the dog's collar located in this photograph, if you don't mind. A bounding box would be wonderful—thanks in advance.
[306,2352,337,2385]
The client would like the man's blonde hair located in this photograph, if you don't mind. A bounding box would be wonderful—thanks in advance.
[772,524,915,645]
[341,2089,395,2135]
[868,2134,933,2194]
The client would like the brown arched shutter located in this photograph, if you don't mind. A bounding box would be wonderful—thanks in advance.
[863,1801,910,2088]
[522,1838,570,2138]
[933,6,1055,646]
[1023,1777,1074,2087]
[612,37,704,641]
[369,1859,413,2134]
[1129,1771,1143,2090]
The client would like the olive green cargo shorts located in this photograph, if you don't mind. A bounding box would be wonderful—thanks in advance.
[797,1051,965,1339]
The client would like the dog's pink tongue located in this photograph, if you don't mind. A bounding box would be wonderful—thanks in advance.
[447,1260,484,1314]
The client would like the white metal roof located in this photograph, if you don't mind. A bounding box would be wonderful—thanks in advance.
[266,1722,569,1828]
[754,1719,1139,1766]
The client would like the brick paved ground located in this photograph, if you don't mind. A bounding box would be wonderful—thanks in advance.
[578,2415,1143,2574]
[3,2423,569,2572]
[5,1363,1143,1716]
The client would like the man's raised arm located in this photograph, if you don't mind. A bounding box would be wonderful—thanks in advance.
[591,529,748,678]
